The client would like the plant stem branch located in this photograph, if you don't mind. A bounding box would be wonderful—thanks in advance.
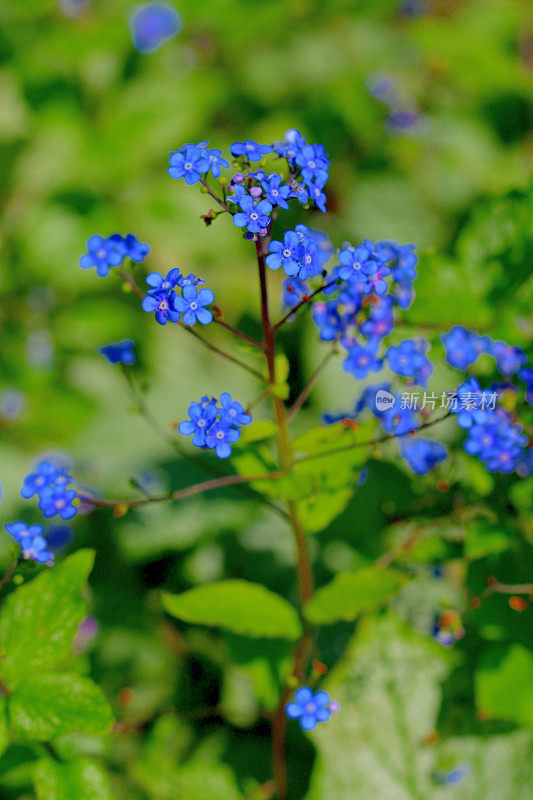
[294,410,453,464]
[0,557,21,593]
[78,471,282,510]
[287,338,341,422]
[213,317,264,349]
[273,277,340,332]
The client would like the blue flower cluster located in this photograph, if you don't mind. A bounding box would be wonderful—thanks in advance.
[4,521,54,565]
[400,438,447,475]
[21,461,78,520]
[168,141,230,184]
[178,393,252,459]
[141,268,215,326]
[274,129,330,212]
[285,686,339,731]
[441,325,527,377]
[79,233,150,277]
[99,339,135,365]
[451,377,528,473]
[386,338,433,387]
[267,224,328,280]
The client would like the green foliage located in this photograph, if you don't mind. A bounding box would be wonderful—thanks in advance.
[162,580,302,639]
[308,614,533,800]
[304,566,408,624]
[10,673,113,740]
[33,758,114,800]
[0,550,95,689]
[475,645,533,730]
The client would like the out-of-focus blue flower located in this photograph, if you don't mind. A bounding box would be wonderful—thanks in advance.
[386,339,433,387]
[21,461,62,499]
[58,0,90,18]
[441,325,488,371]
[343,339,382,380]
[433,765,470,786]
[312,300,345,342]
[5,521,55,565]
[38,487,78,521]
[0,388,25,420]
[108,233,150,263]
[130,2,182,52]
[387,109,422,134]
[99,339,135,365]
[489,340,527,377]
[518,366,533,405]
[79,234,124,277]
[282,277,311,311]
[230,140,272,162]
[400,438,447,474]
[285,686,337,731]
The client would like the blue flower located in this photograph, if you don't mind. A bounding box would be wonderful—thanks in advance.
[463,406,527,474]
[218,392,252,427]
[232,194,272,234]
[141,291,182,325]
[99,340,135,365]
[295,145,330,188]
[178,272,204,289]
[489,340,527,377]
[266,231,305,276]
[108,233,150,263]
[204,148,230,178]
[38,486,78,520]
[449,377,492,429]
[5,522,54,564]
[261,174,291,209]
[79,234,124,277]
[175,285,215,326]
[178,397,218,447]
[343,340,382,380]
[360,296,395,339]
[385,339,433,387]
[130,2,182,53]
[282,277,311,310]
[400,438,447,474]
[179,394,252,458]
[518,367,533,405]
[168,144,210,185]
[285,686,336,731]
[205,422,241,459]
[146,268,182,293]
[230,140,272,162]
[20,461,61,499]
[312,300,346,341]
[441,326,488,371]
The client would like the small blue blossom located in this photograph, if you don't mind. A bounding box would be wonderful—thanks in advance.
[218,392,252,427]
[99,340,135,365]
[204,148,230,178]
[108,233,150,263]
[433,765,471,787]
[130,2,182,53]
[178,397,218,447]
[282,277,311,310]
[266,231,305,276]
[38,486,78,521]
[141,291,182,325]
[489,340,527,377]
[518,366,533,405]
[175,285,215,326]
[168,144,210,185]
[205,422,241,459]
[360,296,395,339]
[343,339,382,380]
[386,339,433,387]
[312,300,345,342]
[441,326,489,371]
[387,109,422,135]
[79,234,124,278]
[232,194,272,234]
[295,145,330,188]
[400,438,447,474]
[5,521,54,565]
[0,388,25,420]
[230,140,272,162]
[20,461,63,499]
[178,273,204,289]
[261,174,291,209]
[285,686,338,731]
[146,268,182,294]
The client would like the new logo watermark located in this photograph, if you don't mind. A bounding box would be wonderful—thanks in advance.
[375,390,396,411]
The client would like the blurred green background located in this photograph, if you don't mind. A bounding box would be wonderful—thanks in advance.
[0,0,532,798]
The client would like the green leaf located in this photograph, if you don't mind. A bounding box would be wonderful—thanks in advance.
[0,550,95,689]
[304,566,409,624]
[33,757,113,800]
[162,580,302,640]
[476,645,533,729]
[238,419,278,444]
[465,522,511,560]
[10,673,113,740]
[307,614,533,800]
[0,698,8,759]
